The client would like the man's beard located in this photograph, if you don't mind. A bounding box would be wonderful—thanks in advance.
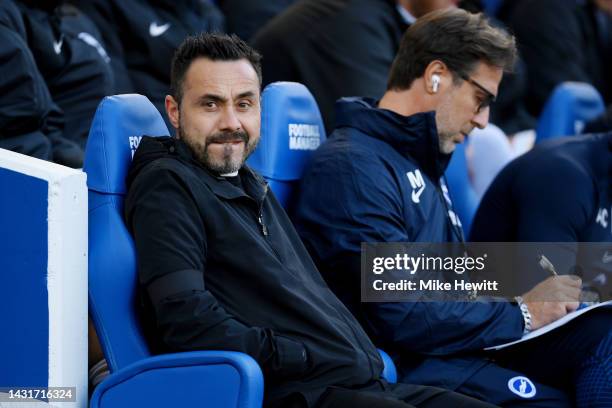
[179,127,258,174]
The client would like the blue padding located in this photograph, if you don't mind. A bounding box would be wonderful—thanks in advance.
[536,82,605,142]
[90,351,263,408]
[377,349,397,384]
[248,82,326,182]
[84,94,169,194]
[84,94,169,370]
[88,193,150,371]
[445,142,478,237]
[0,167,49,388]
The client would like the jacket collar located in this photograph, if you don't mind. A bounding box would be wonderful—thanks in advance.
[334,97,452,181]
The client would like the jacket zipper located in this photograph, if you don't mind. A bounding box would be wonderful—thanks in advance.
[257,212,268,236]
[254,187,283,261]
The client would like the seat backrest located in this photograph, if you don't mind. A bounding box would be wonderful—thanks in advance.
[445,142,479,237]
[248,82,326,212]
[83,94,169,371]
[536,82,605,142]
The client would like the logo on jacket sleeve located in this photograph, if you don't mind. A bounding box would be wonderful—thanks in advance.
[507,376,536,398]
[53,34,64,55]
[149,22,171,37]
[407,170,426,203]
[596,207,609,229]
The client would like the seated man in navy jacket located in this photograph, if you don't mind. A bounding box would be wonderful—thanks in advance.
[125,32,494,408]
[294,9,612,408]
[470,133,612,300]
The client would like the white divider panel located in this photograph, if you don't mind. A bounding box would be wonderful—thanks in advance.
[0,149,87,408]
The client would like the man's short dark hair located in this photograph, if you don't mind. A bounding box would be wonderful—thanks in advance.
[387,8,517,91]
[170,33,263,103]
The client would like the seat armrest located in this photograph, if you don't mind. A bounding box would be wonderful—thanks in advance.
[90,351,263,408]
[377,349,397,383]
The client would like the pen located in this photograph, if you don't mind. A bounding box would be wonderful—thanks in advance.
[538,254,558,276]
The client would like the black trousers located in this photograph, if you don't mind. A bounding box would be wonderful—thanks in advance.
[316,382,497,408]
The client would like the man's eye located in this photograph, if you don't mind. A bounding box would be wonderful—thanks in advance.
[202,101,217,108]
[238,101,252,109]
[476,96,485,108]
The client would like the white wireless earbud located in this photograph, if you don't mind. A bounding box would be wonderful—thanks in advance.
[431,74,441,93]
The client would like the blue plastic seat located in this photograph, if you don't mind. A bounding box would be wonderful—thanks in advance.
[83,94,263,408]
[444,142,479,238]
[536,82,605,142]
[248,82,326,213]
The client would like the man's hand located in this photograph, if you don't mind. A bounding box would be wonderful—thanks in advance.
[521,275,582,330]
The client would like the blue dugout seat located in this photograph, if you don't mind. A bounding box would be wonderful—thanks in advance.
[83,94,263,408]
[445,142,478,238]
[248,82,326,213]
[536,82,605,142]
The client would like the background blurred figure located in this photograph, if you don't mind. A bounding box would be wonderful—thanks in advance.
[252,0,458,132]
[0,0,115,167]
[218,0,297,41]
[509,0,612,117]
[73,0,225,128]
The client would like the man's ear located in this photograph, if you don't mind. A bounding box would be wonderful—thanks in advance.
[424,60,449,95]
[165,95,180,131]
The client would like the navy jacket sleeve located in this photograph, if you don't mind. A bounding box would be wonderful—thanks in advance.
[296,149,524,353]
[0,3,84,166]
[0,15,55,159]
[125,165,308,377]
[471,150,593,284]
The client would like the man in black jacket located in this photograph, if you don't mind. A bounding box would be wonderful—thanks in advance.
[124,33,494,408]
[251,0,452,133]
[0,0,113,167]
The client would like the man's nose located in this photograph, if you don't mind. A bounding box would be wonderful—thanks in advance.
[472,107,490,130]
[219,107,242,131]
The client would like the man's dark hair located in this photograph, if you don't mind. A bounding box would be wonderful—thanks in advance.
[170,33,262,103]
[387,8,517,91]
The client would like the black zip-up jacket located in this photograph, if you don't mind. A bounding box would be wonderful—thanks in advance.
[124,137,384,406]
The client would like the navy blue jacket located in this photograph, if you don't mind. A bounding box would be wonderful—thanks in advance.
[471,133,612,296]
[294,98,524,390]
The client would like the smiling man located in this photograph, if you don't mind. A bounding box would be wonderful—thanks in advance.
[124,33,495,408]
[293,8,605,407]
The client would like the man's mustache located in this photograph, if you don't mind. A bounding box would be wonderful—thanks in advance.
[206,130,249,145]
